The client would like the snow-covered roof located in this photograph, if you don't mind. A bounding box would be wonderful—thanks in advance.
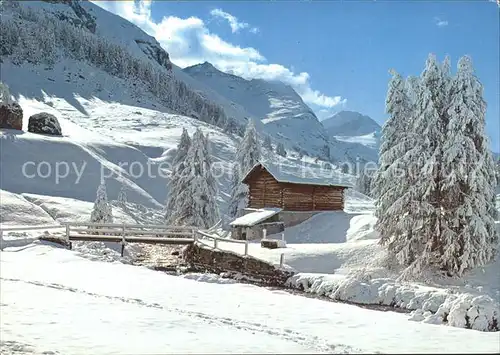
[242,161,354,188]
[229,208,282,227]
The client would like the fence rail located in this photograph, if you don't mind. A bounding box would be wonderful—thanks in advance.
[196,230,250,256]
[0,222,287,267]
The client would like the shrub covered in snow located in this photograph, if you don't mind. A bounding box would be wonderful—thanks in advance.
[286,273,499,332]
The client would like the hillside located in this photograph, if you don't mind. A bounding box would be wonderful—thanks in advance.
[322,111,381,150]
[183,62,333,159]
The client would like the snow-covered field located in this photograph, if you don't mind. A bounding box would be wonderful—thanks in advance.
[2,244,499,355]
[213,209,500,332]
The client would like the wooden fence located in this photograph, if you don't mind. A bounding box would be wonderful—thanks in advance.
[0,222,285,266]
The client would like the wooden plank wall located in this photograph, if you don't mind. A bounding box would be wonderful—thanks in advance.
[247,167,345,211]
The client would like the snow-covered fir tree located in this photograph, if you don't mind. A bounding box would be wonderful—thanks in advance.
[376,54,497,277]
[355,168,374,197]
[165,128,191,222]
[263,134,273,151]
[0,82,12,104]
[439,55,498,275]
[90,181,113,225]
[398,54,452,274]
[167,129,220,228]
[228,120,261,217]
[276,142,287,157]
[372,69,413,248]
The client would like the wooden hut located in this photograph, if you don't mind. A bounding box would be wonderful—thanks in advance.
[241,161,352,211]
[229,208,284,240]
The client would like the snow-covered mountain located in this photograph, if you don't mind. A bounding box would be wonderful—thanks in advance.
[183,62,332,159]
[322,111,381,150]
[0,0,377,221]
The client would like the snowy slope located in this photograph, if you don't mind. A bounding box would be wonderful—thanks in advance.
[322,111,381,152]
[183,62,333,159]
[2,244,499,354]
[0,59,237,210]
[323,111,382,137]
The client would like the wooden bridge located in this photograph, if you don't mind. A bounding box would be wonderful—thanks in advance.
[0,221,254,258]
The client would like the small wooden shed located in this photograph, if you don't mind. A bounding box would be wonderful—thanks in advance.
[241,161,352,211]
[229,208,284,240]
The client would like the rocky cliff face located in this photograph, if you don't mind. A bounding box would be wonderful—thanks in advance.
[42,0,97,33]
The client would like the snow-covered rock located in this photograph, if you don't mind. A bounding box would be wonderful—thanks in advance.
[286,273,499,332]
[0,102,23,130]
[28,112,62,136]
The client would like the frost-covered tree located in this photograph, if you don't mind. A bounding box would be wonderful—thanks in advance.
[355,168,374,197]
[0,81,12,104]
[167,129,219,228]
[263,134,273,151]
[90,181,113,225]
[117,185,127,206]
[376,55,498,277]
[379,55,450,274]
[372,69,413,247]
[439,55,498,275]
[228,120,261,217]
[276,142,287,157]
[165,128,191,222]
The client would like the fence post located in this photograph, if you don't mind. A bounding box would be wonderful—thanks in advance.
[214,238,218,249]
[244,240,248,256]
[279,253,284,268]
[121,224,126,257]
[193,229,197,242]
[263,228,267,240]
[65,224,70,242]
[281,232,285,241]
[65,224,72,250]
[0,229,3,251]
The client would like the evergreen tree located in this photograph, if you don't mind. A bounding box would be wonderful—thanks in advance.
[276,142,287,157]
[0,81,12,104]
[90,181,113,225]
[379,55,443,273]
[355,168,374,197]
[117,185,127,206]
[228,120,260,217]
[440,55,498,275]
[373,69,413,248]
[263,134,273,151]
[167,129,220,228]
[165,128,191,222]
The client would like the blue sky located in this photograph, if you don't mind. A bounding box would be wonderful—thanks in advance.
[95,0,499,152]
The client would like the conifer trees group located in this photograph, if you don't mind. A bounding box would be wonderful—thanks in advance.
[373,54,498,276]
[165,128,220,228]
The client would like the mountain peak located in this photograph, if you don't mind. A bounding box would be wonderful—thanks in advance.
[322,110,381,138]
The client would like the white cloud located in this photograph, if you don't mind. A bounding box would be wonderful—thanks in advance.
[434,17,449,27]
[210,8,259,34]
[91,1,344,110]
